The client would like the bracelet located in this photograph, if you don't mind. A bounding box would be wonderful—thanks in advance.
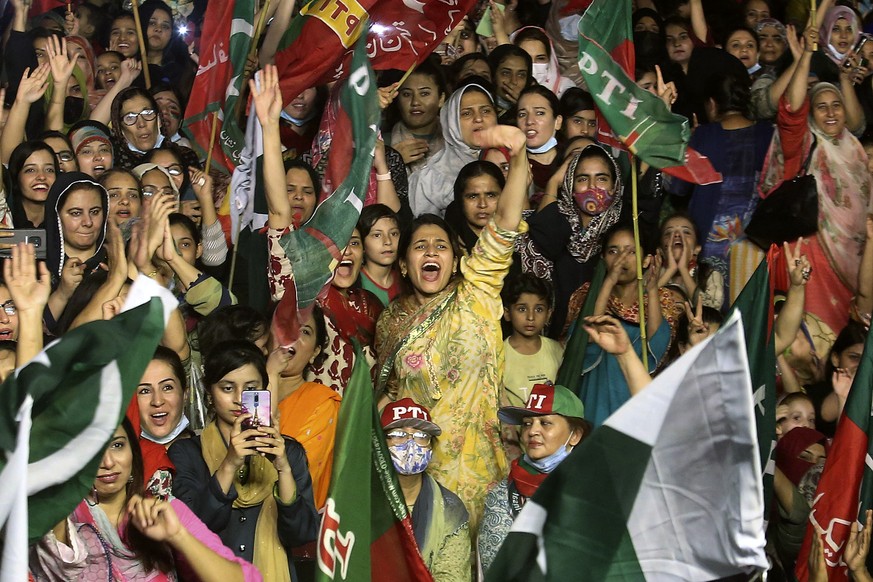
[376,172,392,182]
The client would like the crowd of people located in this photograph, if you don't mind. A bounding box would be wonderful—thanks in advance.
[4,0,873,579]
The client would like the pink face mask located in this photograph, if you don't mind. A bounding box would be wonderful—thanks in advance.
[573,187,614,215]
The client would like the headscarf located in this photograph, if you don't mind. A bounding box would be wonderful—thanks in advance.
[819,6,861,65]
[510,26,576,97]
[70,123,112,156]
[755,18,787,43]
[775,426,828,486]
[43,172,109,285]
[408,83,493,216]
[556,144,623,262]
[132,163,180,196]
[759,83,872,290]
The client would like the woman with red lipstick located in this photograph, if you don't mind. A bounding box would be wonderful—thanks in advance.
[32,419,260,581]
[375,124,530,531]
[479,383,586,574]
[252,65,382,395]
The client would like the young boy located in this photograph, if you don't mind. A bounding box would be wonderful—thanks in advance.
[501,273,565,408]
[566,222,683,427]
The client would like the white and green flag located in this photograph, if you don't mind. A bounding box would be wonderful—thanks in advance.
[0,276,176,582]
[485,312,767,581]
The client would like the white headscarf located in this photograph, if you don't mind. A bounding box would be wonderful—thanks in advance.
[408,83,493,217]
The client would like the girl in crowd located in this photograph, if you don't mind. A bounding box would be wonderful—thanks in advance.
[99,168,142,226]
[169,341,319,581]
[511,27,575,97]
[7,140,57,228]
[40,130,78,173]
[108,13,140,59]
[479,383,586,573]
[487,44,532,123]
[357,204,402,307]
[69,121,114,179]
[375,123,529,530]
[140,0,196,98]
[444,160,504,255]
[452,52,492,84]
[409,81,498,217]
[31,419,260,581]
[388,58,447,173]
[271,305,339,511]
[558,87,597,141]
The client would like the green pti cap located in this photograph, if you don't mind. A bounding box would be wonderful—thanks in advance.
[498,383,585,425]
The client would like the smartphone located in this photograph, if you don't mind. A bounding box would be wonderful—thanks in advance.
[241,390,272,432]
[844,35,871,69]
[0,229,47,260]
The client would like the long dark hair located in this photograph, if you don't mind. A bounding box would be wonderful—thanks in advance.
[9,141,58,195]
[453,160,505,205]
[204,340,269,391]
[825,321,868,385]
[117,418,175,573]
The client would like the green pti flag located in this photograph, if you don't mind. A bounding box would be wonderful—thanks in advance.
[485,313,768,581]
[316,342,434,581]
[726,258,777,520]
[274,33,378,346]
[0,277,175,581]
[577,0,721,185]
[556,260,605,391]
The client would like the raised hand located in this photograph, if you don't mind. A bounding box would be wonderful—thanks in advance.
[224,413,264,470]
[655,65,678,109]
[784,237,811,287]
[469,125,526,155]
[845,509,873,575]
[249,65,282,127]
[117,59,141,89]
[583,314,632,355]
[17,65,51,104]
[58,257,85,299]
[378,82,400,110]
[3,242,50,315]
[188,167,213,203]
[46,35,76,85]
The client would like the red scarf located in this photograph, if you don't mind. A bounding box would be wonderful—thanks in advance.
[320,286,379,346]
[508,458,548,498]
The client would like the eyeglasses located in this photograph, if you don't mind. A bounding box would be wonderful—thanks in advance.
[163,164,183,176]
[122,108,158,126]
[142,186,175,198]
[55,151,74,163]
[0,301,16,316]
[385,430,432,446]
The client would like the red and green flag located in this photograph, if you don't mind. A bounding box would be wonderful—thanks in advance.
[577,0,722,185]
[727,257,777,521]
[556,260,605,391]
[795,321,873,581]
[0,277,176,582]
[274,0,476,104]
[182,0,256,173]
[273,32,378,347]
[485,313,767,581]
[316,341,433,581]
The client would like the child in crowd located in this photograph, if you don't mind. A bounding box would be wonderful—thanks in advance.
[357,204,402,307]
[501,272,564,408]
[776,392,817,439]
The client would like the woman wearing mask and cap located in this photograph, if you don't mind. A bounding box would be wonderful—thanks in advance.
[478,383,587,574]
[381,398,471,582]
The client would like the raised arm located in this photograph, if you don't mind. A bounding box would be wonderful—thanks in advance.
[259,0,296,66]
[2,65,50,164]
[3,242,50,366]
[583,315,652,395]
[786,26,818,113]
[250,65,293,229]
[472,125,528,231]
[44,36,77,132]
[689,0,709,45]
[775,239,810,354]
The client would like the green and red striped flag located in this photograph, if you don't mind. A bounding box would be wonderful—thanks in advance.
[795,321,873,581]
[272,32,378,347]
[485,312,767,581]
[316,342,434,581]
[727,257,777,522]
[182,0,256,173]
[577,0,722,185]
[0,276,176,582]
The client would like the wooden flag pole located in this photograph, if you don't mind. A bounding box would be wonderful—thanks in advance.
[811,0,818,51]
[248,0,272,64]
[630,156,649,372]
[393,62,417,97]
[204,111,220,174]
[131,0,151,88]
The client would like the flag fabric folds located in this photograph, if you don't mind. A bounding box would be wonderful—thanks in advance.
[274,0,476,104]
[577,0,722,185]
[485,312,768,581]
[315,341,434,581]
[795,322,873,581]
[183,0,256,173]
[274,34,379,346]
[0,276,176,582]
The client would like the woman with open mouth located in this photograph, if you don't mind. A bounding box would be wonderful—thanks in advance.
[375,123,530,532]
[252,65,383,395]
[812,4,861,84]
[6,141,58,228]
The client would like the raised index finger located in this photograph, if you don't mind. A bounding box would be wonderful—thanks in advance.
[655,64,665,91]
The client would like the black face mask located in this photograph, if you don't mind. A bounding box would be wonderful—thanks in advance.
[63,96,85,124]
[634,31,666,64]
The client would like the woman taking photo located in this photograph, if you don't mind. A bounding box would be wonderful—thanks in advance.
[31,419,260,581]
[375,123,529,530]
[169,340,319,582]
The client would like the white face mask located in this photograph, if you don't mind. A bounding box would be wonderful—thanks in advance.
[532,62,549,86]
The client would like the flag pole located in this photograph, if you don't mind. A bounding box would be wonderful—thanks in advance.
[233,0,271,124]
[130,0,151,89]
[811,0,818,51]
[228,184,240,293]
[393,62,417,97]
[204,111,220,174]
[631,155,649,372]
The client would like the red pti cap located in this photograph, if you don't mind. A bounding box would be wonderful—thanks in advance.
[380,398,442,436]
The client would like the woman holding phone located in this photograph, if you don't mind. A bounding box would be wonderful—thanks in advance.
[169,340,318,582]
